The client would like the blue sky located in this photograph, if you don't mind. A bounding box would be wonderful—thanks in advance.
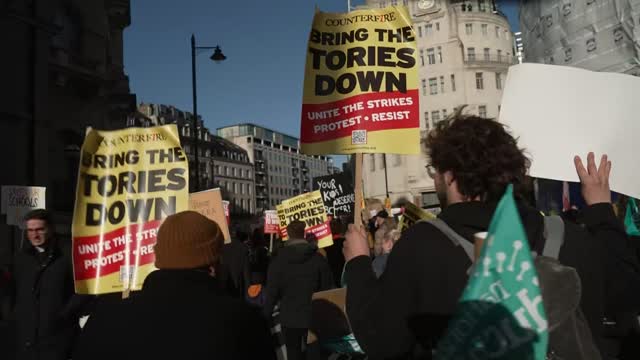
[124,1,519,164]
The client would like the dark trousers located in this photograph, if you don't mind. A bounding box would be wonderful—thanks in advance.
[283,326,307,360]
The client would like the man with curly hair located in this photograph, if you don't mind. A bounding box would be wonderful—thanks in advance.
[341,109,638,359]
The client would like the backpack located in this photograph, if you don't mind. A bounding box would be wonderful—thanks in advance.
[425,216,602,360]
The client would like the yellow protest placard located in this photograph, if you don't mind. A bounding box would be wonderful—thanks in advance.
[72,125,189,295]
[276,191,333,248]
[189,188,231,244]
[398,202,435,233]
[300,6,420,155]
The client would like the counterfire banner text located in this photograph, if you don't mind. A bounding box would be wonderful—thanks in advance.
[72,125,189,295]
[300,6,420,154]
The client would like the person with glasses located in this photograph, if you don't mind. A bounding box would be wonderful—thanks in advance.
[11,209,87,360]
[341,107,638,359]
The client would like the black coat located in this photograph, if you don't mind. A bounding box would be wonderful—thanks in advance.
[12,239,81,360]
[263,239,334,328]
[345,202,637,359]
[219,240,251,298]
[73,269,276,360]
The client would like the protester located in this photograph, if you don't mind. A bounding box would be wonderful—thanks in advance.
[220,231,251,298]
[372,226,401,279]
[263,220,335,360]
[12,209,89,360]
[368,209,388,238]
[325,217,347,287]
[74,211,275,360]
[342,110,640,359]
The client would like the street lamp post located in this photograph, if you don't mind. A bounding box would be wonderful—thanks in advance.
[190,34,226,191]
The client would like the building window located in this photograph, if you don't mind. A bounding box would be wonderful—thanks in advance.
[451,74,456,91]
[427,48,436,64]
[476,72,484,89]
[479,0,487,11]
[484,48,490,61]
[232,168,237,177]
[224,166,229,176]
[442,109,448,120]
[497,49,502,62]
[429,78,438,95]
[418,26,422,37]
[391,0,397,5]
[495,72,502,90]
[431,111,441,124]
[586,38,597,52]
[234,183,238,193]
[481,24,488,36]
[495,26,500,38]
[437,46,442,63]
[465,23,473,35]
[248,170,252,178]
[564,47,573,62]
[439,76,445,93]
[421,79,427,95]
[425,23,433,35]
[467,47,476,61]
[420,49,424,66]
[436,22,440,31]
[424,112,429,130]
[613,27,624,43]
[479,105,487,118]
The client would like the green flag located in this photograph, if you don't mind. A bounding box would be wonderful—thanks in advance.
[435,185,548,360]
[624,198,640,236]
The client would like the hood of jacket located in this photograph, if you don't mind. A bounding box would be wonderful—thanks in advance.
[438,201,546,253]
[277,239,318,264]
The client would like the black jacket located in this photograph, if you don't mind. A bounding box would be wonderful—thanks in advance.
[220,240,251,298]
[12,238,83,360]
[74,269,276,360]
[264,239,334,328]
[345,202,637,359]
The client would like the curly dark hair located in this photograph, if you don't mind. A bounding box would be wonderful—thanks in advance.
[425,107,530,202]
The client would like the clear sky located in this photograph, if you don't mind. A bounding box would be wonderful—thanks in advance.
[124,1,519,165]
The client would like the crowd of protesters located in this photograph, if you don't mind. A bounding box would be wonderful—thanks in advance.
[1,110,639,360]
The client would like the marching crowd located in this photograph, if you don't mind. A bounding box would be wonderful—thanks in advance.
[1,111,640,360]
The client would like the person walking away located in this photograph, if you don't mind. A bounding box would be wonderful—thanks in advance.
[12,209,89,360]
[263,220,335,360]
[74,211,276,360]
[220,231,251,298]
[342,109,640,359]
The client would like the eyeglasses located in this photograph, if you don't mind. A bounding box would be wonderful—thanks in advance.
[425,165,437,178]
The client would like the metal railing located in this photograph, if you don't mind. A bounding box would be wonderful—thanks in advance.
[464,53,517,66]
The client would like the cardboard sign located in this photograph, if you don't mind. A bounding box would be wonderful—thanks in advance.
[276,191,333,248]
[189,188,231,243]
[264,210,279,234]
[72,125,189,295]
[222,200,230,224]
[312,174,355,219]
[1,186,46,227]
[500,63,640,199]
[300,6,420,155]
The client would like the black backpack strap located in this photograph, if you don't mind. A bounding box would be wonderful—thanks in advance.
[418,218,475,262]
[542,215,565,260]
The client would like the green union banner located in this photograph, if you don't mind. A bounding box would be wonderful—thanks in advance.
[435,185,548,359]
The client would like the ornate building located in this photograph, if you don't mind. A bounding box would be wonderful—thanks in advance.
[1,0,136,263]
[135,103,256,216]
[362,0,515,207]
